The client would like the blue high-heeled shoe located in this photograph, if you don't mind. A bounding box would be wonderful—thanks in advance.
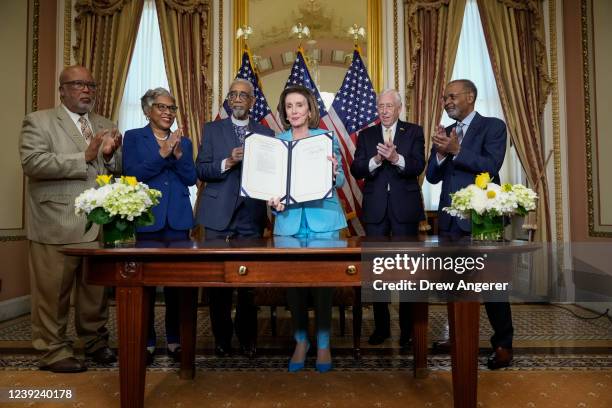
[288,342,310,372]
[315,351,332,373]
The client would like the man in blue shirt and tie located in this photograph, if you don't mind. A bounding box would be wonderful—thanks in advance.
[426,79,513,369]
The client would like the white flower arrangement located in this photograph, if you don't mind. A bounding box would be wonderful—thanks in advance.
[443,172,537,220]
[74,175,161,232]
[442,173,537,241]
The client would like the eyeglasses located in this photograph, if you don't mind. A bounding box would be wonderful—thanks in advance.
[61,80,97,91]
[152,103,178,113]
[377,103,396,111]
[227,91,252,101]
[440,92,470,103]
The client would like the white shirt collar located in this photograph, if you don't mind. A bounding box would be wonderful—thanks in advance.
[382,120,398,136]
[459,110,476,128]
[62,104,91,136]
[231,116,249,127]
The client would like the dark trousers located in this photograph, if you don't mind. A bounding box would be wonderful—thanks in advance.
[365,199,419,338]
[287,288,333,337]
[439,224,514,349]
[205,204,263,347]
[137,227,189,347]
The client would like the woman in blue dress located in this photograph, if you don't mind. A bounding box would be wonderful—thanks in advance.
[269,85,347,372]
[122,87,197,364]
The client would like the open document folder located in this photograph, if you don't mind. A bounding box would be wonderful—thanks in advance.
[240,132,334,205]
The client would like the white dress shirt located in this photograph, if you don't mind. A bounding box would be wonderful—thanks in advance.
[368,121,406,173]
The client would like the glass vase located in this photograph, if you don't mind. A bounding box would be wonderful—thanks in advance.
[102,221,136,248]
[471,213,504,242]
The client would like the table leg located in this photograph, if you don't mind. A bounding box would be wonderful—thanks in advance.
[448,301,480,408]
[179,287,198,379]
[352,287,362,359]
[116,286,149,408]
[412,302,429,378]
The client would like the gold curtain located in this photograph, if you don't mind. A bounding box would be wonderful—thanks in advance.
[477,0,552,241]
[155,0,212,148]
[404,0,467,230]
[74,0,145,122]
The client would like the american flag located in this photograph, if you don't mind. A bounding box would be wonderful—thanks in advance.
[282,48,376,235]
[218,49,282,133]
[326,48,379,235]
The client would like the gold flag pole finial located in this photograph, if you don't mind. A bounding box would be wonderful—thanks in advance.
[291,22,310,48]
[348,24,366,47]
[236,25,253,43]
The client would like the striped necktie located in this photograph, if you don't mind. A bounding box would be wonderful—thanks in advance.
[456,122,465,144]
[78,116,93,145]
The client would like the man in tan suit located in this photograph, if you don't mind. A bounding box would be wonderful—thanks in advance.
[19,65,122,372]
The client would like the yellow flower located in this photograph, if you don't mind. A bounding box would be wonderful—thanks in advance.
[475,172,491,189]
[487,190,497,199]
[96,175,112,186]
[502,183,513,192]
[121,176,138,187]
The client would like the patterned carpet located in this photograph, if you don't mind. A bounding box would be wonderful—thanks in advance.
[1,304,610,408]
[1,303,611,371]
[1,371,611,408]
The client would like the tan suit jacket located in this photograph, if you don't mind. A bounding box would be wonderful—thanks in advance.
[20,106,122,244]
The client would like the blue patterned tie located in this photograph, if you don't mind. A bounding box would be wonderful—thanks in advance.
[233,124,248,145]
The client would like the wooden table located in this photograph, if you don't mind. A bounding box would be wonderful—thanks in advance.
[62,237,535,408]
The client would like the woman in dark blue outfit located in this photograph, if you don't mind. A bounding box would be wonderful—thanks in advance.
[122,88,197,364]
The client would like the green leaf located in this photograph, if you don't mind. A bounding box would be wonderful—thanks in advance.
[84,220,93,234]
[136,211,155,227]
[471,210,483,225]
[88,207,112,225]
[115,219,128,231]
[516,207,528,216]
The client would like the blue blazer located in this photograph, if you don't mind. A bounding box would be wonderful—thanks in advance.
[425,112,507,232]
[350,120,425,224]
[273,128,348,236]
[122,125,197,232]
[195,118,275,231]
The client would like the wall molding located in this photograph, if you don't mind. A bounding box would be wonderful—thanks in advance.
[31,0,40,112]
[582,0,612,237]
[548,0,563,243]
[0,295,30,322]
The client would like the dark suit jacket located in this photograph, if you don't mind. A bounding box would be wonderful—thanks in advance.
[195,118,275,231]
[122,125,197,232]
[350,120,425,224]
[425,112,507,232]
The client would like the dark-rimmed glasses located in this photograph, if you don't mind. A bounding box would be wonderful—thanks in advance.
[227,91,252,101]
[61,80,97,91]
[152,103,178,113]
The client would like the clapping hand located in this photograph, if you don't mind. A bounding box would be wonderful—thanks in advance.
[376,140,399,164]
[432,125,460,156]
[170,128,184,160]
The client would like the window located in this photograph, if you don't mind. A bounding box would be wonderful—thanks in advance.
[118,0,171,135]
